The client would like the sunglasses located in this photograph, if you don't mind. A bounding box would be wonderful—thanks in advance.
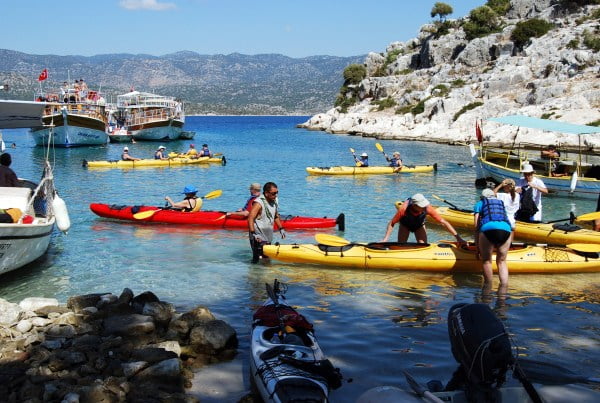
[267,191,278,195]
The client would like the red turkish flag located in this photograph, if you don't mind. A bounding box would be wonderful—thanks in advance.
[38,68,48,81]
[475,120,483,144]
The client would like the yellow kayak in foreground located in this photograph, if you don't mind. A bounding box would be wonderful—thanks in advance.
[263,241,600,273]
[306,164,437,175]
[83,156,224,168]
[422,204,600,245]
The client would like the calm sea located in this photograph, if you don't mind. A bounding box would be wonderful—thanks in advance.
[1,116,599,401]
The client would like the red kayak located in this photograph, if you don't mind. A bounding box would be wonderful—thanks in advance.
[89,203,345,230]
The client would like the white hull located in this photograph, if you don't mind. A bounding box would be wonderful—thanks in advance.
[0,219,55,275]
[31,125,108,147]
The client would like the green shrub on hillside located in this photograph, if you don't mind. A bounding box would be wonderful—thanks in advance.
[372,97,397,111]
[451,78,466,87]
[343,64,367,85]
[395,105,413,115]
[386,49,403,65]
[397,68,413,75]
[431,2,453,21]
[587,119,600,126]
[432,84,450,97]
[511,18,554,48]
[558,0,600,12]
[463,6,502,40]
[453,101,484,121]
[583,29,600,52]
[434,20,455,38]
[411,100,426,115]
[486,0,511,16]
[566,39,580,49]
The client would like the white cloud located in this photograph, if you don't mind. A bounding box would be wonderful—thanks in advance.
[119,0,176,11]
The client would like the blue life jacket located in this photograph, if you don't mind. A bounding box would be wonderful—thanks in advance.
[478,198,509,229]
[389,157,401,167]
[201,148,211,157]
[399,198,427,231]
[243,195,259,211]
[154,151,162,160]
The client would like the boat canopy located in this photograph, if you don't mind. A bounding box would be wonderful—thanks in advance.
[487,115,600,135]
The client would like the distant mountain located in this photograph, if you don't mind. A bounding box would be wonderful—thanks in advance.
[0,50,363,115]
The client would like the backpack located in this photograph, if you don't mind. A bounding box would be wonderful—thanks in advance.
[515,186,538,222]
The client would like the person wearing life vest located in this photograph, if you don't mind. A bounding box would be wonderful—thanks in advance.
[382,193,466,244]
[387,151,403,170]
[186,144,198,158]
[474,188,512,286]
[154,145,168,160]
[121,146,140,161]
[200,144,213,157]
[354,152,369,167]
[165,185,202,212]
[225,182,261,218]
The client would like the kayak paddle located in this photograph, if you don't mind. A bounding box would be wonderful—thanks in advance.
[517,358,600,385]
[431,194,461,210]
[350,147,361,167]
[375,142,389,160]
[402,370,445,403]
[567,243,600,253]
[133,189,223,219]
[314,233,364,247]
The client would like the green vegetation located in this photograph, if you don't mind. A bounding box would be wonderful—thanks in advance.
[583,29,600,52]
[544,64,554,78]
[373,49,405,77]
[566,39,580,49]
[453,101,484,121]
[372,97,397,111]
[541,112,556,119]
[431,2,453,21]
[558,0,600,12]
[433,20,455,38]
[397,68,413,75]
[451,78,466,87]
[395,105,413,115]
[411,100,426,115]
[486,0,511,16]
[575,8,600,24]
[343,64,367,85]
[511,18,554,48]
[334,93,357,113]
[432,84,450,97]
[463,6,502,40]
[587,119,600,126]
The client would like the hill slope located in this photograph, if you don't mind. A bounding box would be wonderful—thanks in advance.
[0,50,362,115]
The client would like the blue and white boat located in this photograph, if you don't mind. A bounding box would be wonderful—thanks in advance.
[471,115,600,198]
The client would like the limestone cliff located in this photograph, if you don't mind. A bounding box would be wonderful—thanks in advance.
[300,0,600,149]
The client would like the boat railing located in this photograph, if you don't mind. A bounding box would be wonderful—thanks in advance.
[43,103,107,123]
[126,107,180,126]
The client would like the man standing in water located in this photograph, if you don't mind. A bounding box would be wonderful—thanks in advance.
[248,182,286,263]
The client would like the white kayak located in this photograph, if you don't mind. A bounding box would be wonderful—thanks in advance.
[250,280,342,402]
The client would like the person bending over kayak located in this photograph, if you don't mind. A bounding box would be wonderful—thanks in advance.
[226,182,261,218]
[382,193,466,244]
[165,185,202,212]
[248,182,286,263]
[474,188,512,287]
[354,152,369,167]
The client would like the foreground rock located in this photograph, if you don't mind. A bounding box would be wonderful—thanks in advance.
[0,290,237,402]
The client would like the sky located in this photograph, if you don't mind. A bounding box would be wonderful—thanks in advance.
[2,0,485,58]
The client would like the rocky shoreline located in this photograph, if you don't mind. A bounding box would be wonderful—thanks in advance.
[0,289,238,402]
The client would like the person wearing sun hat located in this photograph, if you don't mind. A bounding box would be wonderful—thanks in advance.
[354,152,369,167]
[121,146,140,161]
[516,162,548,221]
[387,151,403,170]
[154,145,168,160]
[165,185,201,212]
[382,193,466,244]
[474,187,512,286]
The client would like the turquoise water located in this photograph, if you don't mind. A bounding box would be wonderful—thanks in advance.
[1,116,599,401]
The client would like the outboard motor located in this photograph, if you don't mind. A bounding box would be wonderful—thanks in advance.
[446,303,513,402]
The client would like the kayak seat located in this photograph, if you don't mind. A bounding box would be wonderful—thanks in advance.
[552,223,581,232]
[317,244,354,253]
[109,204,128,211]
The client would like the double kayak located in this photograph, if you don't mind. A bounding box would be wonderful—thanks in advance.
[83,155,225,168]
[89,203,345,230]
[419,204,600,245]
[263,240,600,273]
[251,280,342,402]
[306,164,437,175]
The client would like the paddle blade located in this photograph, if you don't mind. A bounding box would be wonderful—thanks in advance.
[576,211,600,221]
[375,142,384,153]
[202,189,223,199]
[133,209,159,220]
[315,233,351,247]
[570,171,578,193]
[349,147,355,154]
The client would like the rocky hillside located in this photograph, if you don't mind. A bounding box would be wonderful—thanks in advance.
[300,0,600,148]
[0,51,363,115]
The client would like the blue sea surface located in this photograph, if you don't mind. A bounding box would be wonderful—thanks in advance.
[0,116,599,401]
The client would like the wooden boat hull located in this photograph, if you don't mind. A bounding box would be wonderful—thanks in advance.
[306,164,437,175]
[31,107,108,147]
[262,241,600,273]
[130,119,184,141]
[89,203,344,230]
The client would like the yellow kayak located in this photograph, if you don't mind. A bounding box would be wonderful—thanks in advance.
[167,152,224,163]
[306,164,437,175]
[263,241,600,273]
[83,156,219,168]
[416,204,600,245]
